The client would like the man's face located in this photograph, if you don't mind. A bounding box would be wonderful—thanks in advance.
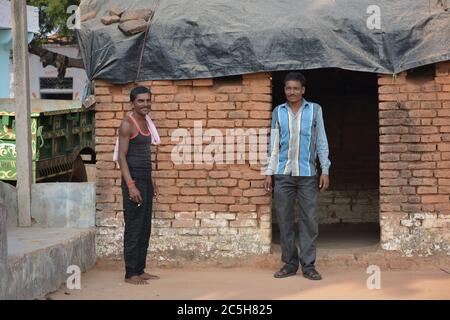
[284,80,305,105]
[133,92,151,116]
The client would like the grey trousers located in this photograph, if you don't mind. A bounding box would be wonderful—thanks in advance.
[274,174,318,272]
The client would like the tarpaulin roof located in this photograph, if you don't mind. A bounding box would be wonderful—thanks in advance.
[76,0,450,83]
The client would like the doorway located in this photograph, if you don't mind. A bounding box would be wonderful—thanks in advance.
[271,68,380,251]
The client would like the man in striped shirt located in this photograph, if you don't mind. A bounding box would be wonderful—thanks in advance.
[264,72,330,281]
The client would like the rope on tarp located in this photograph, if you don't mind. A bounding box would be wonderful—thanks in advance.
[135,0,161,84]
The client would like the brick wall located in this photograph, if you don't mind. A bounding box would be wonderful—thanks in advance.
[379,61,450,256]
[318,190,379,224]
[94,73,273,260]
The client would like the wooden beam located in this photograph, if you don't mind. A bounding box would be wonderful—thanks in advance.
[11,0,32,227]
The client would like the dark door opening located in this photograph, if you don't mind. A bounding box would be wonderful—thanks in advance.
[271,68,380,251]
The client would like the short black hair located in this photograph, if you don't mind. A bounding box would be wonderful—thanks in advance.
[284,72,306,87]
[130,86,151,102]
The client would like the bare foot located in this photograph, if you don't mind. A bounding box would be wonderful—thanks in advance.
[139,272,160,280]
[125,275,148,285]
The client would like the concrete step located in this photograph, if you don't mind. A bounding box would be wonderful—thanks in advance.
[1,227,96,300]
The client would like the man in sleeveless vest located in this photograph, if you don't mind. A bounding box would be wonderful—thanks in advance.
[264,72,331,281]
[118,86,159,285]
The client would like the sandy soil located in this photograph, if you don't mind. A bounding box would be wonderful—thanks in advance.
[48,263,450,300]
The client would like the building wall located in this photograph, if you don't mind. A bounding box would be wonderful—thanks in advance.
[94,73,273,260]
[8,44,88,100]
[379,61,450,256]
[94,62,450,260]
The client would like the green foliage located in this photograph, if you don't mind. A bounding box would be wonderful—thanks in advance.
[27,0,80,43]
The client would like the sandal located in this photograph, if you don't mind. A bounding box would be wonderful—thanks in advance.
[303,268,322,280]
[274,266,297,278]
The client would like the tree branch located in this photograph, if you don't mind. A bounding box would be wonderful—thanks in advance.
[28,42,85,70]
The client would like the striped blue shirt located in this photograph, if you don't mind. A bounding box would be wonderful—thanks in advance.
[264,99,331,176]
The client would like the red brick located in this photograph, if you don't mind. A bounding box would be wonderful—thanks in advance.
[379,135,400,143]
[411,127,439,135]
[243,85,271,94]
[193,79,214,86]
[96,96,113,103]
[380,178,408,186]
[217,179,238,187]
[243,120,270,127]
[180,187,208,195]
[421,195,449,203]
[195,94,216,103]
[96,119,122,128]
[249,111,272,119]
[96,170,121,178]
[408,110,436,118]
[407,162,436,169]
[152,103,179,111]
[156,195,178,204]
[209,187,229,195]
[166,111,186,119]
[421,135,442,143]
[215,196,236,204]
[151,86,177,94]
[407,144,436,152]
[417,187,438,194]
[412,170,433,177]
[175,94,194,102]
[408,93,437,101]
[438,109,450,117]
[228,94,249,102]
[379,94,408,102]
[174,80,193,86]
[195,196,215,204]
[208,119,235,127]
[438,161,450,169]
[438,143,450,152]
[215,94,229,102]
[158,187,180,195]
[95,103,123,111]
[421,101,441,109]
[230,219,257,227]
[208,171,229,178]
[379,86,400,94]
[171,203,199,211]
[435,170,450,178]
[207,102,236,110]
[155,95,174,103]
[172,220,197,228]
[439,179,450,185]
[380,171,399,178]
[409,178,437,186]
[152,80,173,86]
[380,154,400,162]
[199,204,229,211]
[186,111,207,119]
[208,111,228,118]
[95,144,115,152]
[379,102,398,110]
[438,92,450,100]
[242,102,272,111]
[242,189,266,197]
[228,111,249,119]
[229,204,257,212]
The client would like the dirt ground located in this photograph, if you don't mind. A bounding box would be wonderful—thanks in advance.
[48,263,450,300]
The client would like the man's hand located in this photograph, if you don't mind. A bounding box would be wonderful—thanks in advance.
[264,176,273,193]
[319,175,329,192]
[152,178,159,200]
[129,185,143,203]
